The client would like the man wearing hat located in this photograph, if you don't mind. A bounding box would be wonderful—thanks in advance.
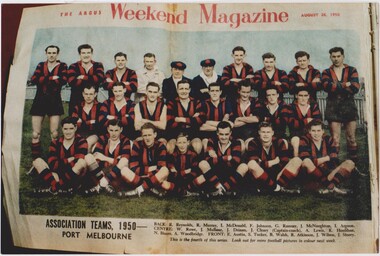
[191,59,221,101]
[162,61,192,103]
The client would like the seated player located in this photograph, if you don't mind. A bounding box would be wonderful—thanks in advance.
[99,81,135,139]
[255,86,290,139]
[254,52,289,100]
[299,120,355,195]
[231,79,260,153]
[199,82,233,151]
[134,82,167,143]
[84,119,130,194]
[71,82,101,152]
[221,46,254,101]
[288,51,322,101]
[162,61,192,103]
[193,121,248,196]
[116,123,174,197]
[288,87,322,157]
[30,45,67,160]
[29,117,87,194]
[166,79,205,154]
[191,58,222,101]
[167,132,202,196]
[104,52,138,99]
[246,122,302,194]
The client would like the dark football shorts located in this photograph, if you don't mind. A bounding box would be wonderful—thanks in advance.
[325,95,358,122]
[30,94,64,116]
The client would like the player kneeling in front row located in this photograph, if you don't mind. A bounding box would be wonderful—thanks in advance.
[246,122,302,194]
[299,120,355,195]
[190,121,248,196]
[83,119,130,194]
[29,117,87,194]
[167,132,202,196]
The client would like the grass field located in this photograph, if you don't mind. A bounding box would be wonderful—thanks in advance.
[18,100,372,221]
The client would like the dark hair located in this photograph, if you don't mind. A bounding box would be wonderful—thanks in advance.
[259,121,273,130]
[265,85,279,93]
[208,82,221,90]
[108,119,122,128]
[77,44,93,54]
[144,53,156,58]
[82,81,99,92]
[146,82,160,91]
[177,79,191,89]
[238,79,252,90]
[141,122,157,133]
[262,52,276,60]
[307,119,325,131]
[45,45,60,54]
[232,46,246,54]
[61,116,77,127]
[295,51,310,59]
[329,47,344,55]
[114,52,127,59]
[295,86,310,95]
[217,121,232,131]
[112,81,125,89]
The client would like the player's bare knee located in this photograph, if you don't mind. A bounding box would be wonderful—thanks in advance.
[84,154,96,165]
[291,157,302,166]
[33,158,47,171]
[302,158,313,168]
[247,160,259,170]
[117,158,129,168]
[32,131,40,141]
[343,159,355,171]
[238,163,248,176]
[50,129,59,140]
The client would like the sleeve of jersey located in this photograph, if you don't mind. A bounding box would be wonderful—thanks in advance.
[246,140,260,162]
[308,69,322,91]
[322,69,339,93]
[205,139,216,164]
[67,64,83,87]
[104,70,114,90]
[157,144,167,169]
[53,63,68,88]
[48,140,63,169]
[189,101,206,127]
[221,66,232,87]
[93,137,104,154]
[129,143,148,175]
[327,137,339,165]
[120,102,134,127]
[288,105,300,130]
[298,137,311,160]
[343,68,360,94]
[311,104,322,122]
[288,71,297,95]
[74,137,88,159]
[98,102,110,130]
[125,70,138,93]
[277,139,289,169]
[71,107,83,129]
[230,141,242,166]
[254,70,267,91]
[167,154,175,170]
[166,102,178,129]
[278,70,289,93]
[282,104,292,125]
[120,138,131,159]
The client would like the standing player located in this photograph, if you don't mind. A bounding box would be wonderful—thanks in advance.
[288,87,322,157]
[299,120,355,194]
[84,119,131,194]
[221,46,254,101]
[29,117,87,194]
[134,82,167,143]
[99,82,135,139]
[194,121,248,196]
[68,44,104,115]
[104,52,138,99]
[71,83,101,152]
[162,61,192,103]
[288,51,322,101]
[30,45,67,160]
[136,53,165,101]
[166,79,205,154]
[254,52,289,100]
[255,86,290,139]
[199,82,233,150]
[191,59,221,101]
[322,47,360,163]
[246,122,302,193]
[231,80,260,153]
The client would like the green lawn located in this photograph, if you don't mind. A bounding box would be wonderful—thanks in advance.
[18,100,372,220]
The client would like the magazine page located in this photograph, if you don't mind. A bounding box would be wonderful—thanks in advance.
[2,2,378,254]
